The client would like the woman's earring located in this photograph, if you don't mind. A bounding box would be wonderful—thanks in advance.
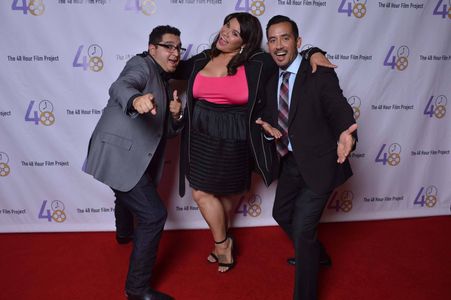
[239,46,244,54]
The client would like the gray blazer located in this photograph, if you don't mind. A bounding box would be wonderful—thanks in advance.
[84,54,179,192]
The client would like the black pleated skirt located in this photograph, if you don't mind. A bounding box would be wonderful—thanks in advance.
[187,100,250,195]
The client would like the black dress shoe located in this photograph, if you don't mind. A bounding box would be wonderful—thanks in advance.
[116,234,133,245]
[126,289,174,300]
[287,255,332,267]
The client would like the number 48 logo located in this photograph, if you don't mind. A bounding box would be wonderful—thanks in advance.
[235,194,262,217]
[375,143,401,166]
[414,186,438,208]
[25,100,55,126]
[338,0,367,18]
[11,0,45,16]
[38,200,67,223]
[235,0,265,16]
[384,45,409,71]
[327,191,353,212]
[73,44,104,72]
[124,0,156,16]
[424,95,447,119]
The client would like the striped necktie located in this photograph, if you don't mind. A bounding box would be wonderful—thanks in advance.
[277,71,290,157]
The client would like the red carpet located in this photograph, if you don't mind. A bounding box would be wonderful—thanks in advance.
[1,216,450,300]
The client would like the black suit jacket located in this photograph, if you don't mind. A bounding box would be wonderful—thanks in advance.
[266,57,356,194]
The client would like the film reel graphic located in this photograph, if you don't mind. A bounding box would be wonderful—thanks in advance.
[434,95,447,119]
[340,191,353,212]
[387,153,400,166]
[89,56,104,72]
[141,0,156,16]
[29,0,45,16]
[52,210,66,222]
[425,186,438,208]
[387,143,401,166]
[396,56,408,71]
[40,111,55,126]
[435,105,447,118]
[38,100,55,126]
[352,0,367,18]
[0,152,10,177]
[247,194,263,217]
[247,204,262,217]
[250,0,265,16]
[425,195,437,208]
[0,163,10,177]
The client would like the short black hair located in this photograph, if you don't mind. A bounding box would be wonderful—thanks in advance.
[266,15,299,39]
[148,25,181,45]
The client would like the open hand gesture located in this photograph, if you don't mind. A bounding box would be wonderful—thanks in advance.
[337,123,358,163]
[255,118,283,139]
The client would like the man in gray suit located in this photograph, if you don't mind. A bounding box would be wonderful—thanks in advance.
[84,25,184,300]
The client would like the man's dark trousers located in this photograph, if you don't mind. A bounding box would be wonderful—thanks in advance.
[113,172,167,295]
[273,153,331,300]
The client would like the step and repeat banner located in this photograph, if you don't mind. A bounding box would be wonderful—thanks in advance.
[1,0,450,232]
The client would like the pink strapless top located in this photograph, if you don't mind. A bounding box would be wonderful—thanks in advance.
[193,66,248,105]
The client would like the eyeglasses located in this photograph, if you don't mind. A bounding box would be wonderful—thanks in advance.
[155,43,186,54]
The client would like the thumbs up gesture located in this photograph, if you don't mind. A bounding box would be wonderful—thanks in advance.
[169,90,183,120]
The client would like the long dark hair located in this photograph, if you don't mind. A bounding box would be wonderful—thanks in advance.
[210,12,263,75]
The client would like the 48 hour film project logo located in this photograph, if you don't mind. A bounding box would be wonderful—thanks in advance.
[338,0,367,18]
[124,0,156,15]
[235,194,262,217]
[73,44,104,72]
[375,143,401,166]
[235,0,265,17]
[433,0,451,19]
[0,152,11,177]
[384,45,409,71]
[424,95,447,119]
[11,0,45,16]
[38,200,67,223]
[414,185,439,208]
[327,190,353,213]
[25,99,56,126]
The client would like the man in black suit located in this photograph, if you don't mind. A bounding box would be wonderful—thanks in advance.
[258,15,357,300]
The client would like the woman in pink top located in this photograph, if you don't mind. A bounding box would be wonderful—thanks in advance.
[177,12,331,273]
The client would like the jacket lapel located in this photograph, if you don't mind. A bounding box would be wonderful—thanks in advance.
[245,59,262,112]
[144,55,167,117]
[267,72,279,124]
[187,56,209,109]
[288,59,309,128]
